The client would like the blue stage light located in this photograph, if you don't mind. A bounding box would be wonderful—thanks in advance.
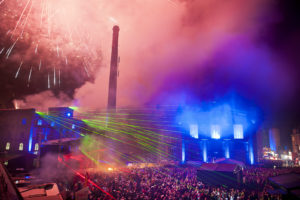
[189,124,198,139]
[234,124,244,139]
[182,141,185,163]
[203,142,207,162]
[28,128,33,152]
[211,125,221,139]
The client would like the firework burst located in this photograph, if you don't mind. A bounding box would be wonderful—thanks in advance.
[0,0,105,89]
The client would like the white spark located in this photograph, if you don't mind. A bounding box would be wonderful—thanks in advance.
[0,47,4,54]
[39,60,42,70]
[35,43,38,54]
[58,69,61,87]
[53,67,56,86]
[28,67,32,83]
[48,73,50,89]
[15,61,23,79]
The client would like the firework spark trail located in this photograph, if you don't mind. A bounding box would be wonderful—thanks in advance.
[48,73,50,88]
[40,0,45,28]
[35,43,38,54]
[28,66,32,84]
[61,8,75,43]
[11,0,32,37]
[58,69,61,87]
[6,37,19,59]
[84,62,90,77]
[0,0,104,88]
[18,0,34,38]
[53,67,56,86]
[56,45,59,57]
[167,0,178,7]
[15,61,23,79]
[46,0,51,37]
[0,47,4,54]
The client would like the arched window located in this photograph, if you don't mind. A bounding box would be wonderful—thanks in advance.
[19,143,24,151]
[5,142,10,150]
[34,143,39,151]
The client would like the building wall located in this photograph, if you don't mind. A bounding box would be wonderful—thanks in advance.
[0,109,36,153]
[0,108,83,155]
[256,128,269,161]
[291,129,300,154]
[269,128,281,152]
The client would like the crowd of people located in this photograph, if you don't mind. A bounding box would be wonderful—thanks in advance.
[51,164,300,200]
[242,166,300,187]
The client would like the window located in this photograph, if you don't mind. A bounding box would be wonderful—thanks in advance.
[19,143,24,151]
[34,143,39,151]
[234,124,244,139]
[72,124,75,129]
[5,142,10,150]
[22,118,26,125]
[211,125,221,139]
[51,122,55,127]
[37,119,42,126]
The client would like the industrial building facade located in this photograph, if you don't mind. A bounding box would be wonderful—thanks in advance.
[0,105,263,166]
[0,107,84,168]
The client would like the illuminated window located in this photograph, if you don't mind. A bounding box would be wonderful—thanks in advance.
[51,122,55,127]
[19,143,24,151]
[234,124,244,139]
[5,142,10,150]
[4,161,8,165]
[72,124,75,129]
[37,119,42,126]
[34,143,39,151]
[211,125,221,139]
[189,124,198,139]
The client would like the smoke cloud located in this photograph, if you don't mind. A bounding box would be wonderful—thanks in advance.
[11,0,294,114]
[14,91,72,112]
[74,0,292,111]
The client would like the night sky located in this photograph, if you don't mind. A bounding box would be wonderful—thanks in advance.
[0,0,300,128]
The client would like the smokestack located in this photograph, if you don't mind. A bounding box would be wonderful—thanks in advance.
[107,25,120,111]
